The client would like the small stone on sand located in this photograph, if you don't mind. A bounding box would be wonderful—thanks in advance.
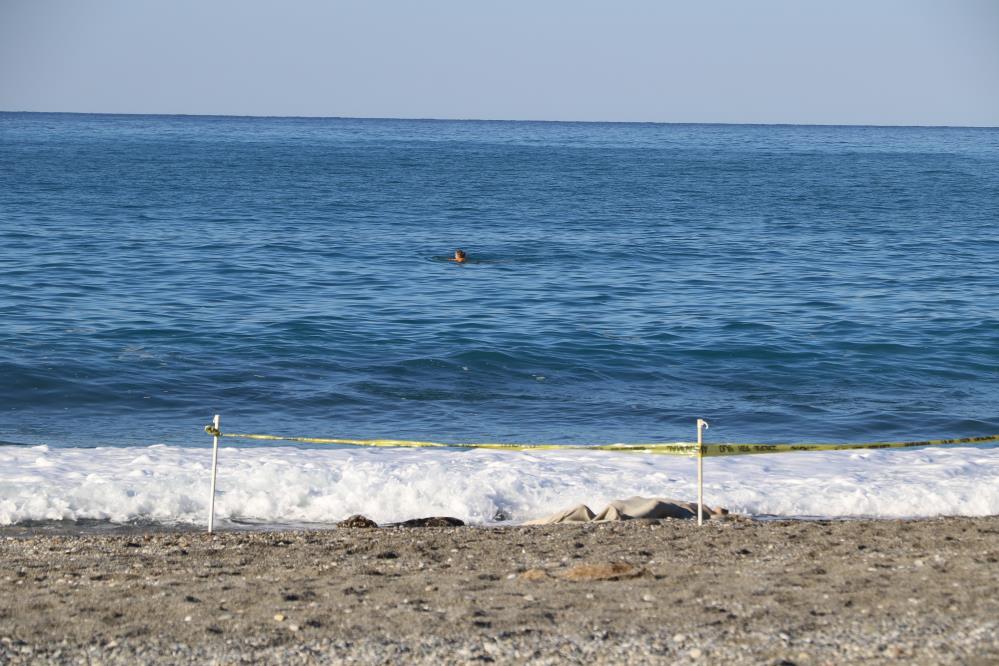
[519,568,548,581]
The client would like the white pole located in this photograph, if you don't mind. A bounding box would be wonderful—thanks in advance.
[696,418,709,526]
[208,414,220,534]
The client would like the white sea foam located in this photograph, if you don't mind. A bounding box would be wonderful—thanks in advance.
[1,443,997,527]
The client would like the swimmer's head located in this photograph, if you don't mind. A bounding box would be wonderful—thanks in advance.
[454,249,467,263]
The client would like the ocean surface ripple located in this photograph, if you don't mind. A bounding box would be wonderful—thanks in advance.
[2,113,998,449]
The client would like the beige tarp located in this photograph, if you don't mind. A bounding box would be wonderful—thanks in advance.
[525,496,727,525]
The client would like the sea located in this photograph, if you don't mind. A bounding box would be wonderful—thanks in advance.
[2,112,998,527]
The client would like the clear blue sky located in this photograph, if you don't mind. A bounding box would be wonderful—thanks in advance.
[1,0,997,126]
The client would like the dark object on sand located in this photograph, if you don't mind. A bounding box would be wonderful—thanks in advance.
[338,514,379,528]
[393,517,465,528]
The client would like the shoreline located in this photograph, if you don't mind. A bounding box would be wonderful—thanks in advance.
[1,509,988,537]
[11,507,991,532]
[2,516,997,664]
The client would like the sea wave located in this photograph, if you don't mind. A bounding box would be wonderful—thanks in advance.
[2,443,998,527]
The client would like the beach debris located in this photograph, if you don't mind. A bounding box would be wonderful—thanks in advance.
[394,517,465,528]
[338,515,378,528]
[525,497,729,524]
[273,613,285,622]
[558,562,644,581]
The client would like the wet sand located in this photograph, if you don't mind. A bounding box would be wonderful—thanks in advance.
[2,516,998,664]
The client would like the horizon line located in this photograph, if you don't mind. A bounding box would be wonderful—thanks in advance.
[1,109,997,131]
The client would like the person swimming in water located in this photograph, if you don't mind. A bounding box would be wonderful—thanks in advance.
[450,249,467,263]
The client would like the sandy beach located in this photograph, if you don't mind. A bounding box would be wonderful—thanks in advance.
[2,516,997,664]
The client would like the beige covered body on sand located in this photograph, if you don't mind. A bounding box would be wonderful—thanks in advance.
[525,496,728,524]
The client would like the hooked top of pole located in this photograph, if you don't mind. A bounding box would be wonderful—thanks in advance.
[697,418,709,430]
[206,414,221,436]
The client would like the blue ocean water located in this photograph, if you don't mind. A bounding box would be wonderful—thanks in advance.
[1,112,997,449]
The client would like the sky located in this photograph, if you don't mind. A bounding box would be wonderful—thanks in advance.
[1,0,998,126]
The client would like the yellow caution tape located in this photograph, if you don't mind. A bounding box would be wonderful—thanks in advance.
[203,425,698,455]
[702,434,999,457]
[205,425,999,457]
